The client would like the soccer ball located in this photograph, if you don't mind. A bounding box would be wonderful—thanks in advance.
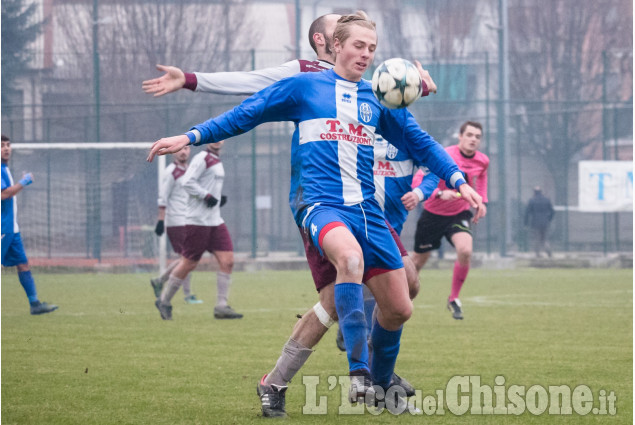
[371,58,422,109]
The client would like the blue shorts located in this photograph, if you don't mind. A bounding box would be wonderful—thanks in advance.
[1,232,28,267]
[301,200,403,278]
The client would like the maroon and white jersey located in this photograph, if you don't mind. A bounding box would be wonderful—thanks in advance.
[186,59,333,96]
[157,163,188,227]
[181,150,225,227]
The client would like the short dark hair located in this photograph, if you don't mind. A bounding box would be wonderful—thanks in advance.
[1,134,9,142]
[308,15,332,54]
[459,121,482,135]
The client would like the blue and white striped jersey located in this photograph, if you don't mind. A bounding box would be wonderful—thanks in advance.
[190,69,465,225]
[373,138,440,234]
[1,163,19,234]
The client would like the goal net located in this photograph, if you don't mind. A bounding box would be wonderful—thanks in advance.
[9,142,171,272]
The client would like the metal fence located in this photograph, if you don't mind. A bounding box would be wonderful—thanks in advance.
[2,49,632,263]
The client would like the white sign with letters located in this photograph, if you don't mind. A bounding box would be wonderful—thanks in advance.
[578,161,633,212]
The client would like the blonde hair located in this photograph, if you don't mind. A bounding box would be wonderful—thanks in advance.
[333,10,376,46]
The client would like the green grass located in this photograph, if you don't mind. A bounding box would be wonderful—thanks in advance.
[2,268,632,424]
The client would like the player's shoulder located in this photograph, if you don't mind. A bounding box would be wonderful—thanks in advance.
[474,150,490,165]
[297,59,332,73]
[191,150,208,160]
[446,144,459,154]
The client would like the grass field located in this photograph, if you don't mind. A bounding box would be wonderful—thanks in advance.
[1,268,632,424]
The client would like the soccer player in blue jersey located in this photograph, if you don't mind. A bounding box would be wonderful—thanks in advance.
[334,142,441,351]
[148,10,484,414]
[1,134,58,315]
[144,12,439,417]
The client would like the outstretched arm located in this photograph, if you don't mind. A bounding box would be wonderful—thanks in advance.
[148,74,303,162]
[457,183,485,223]
[147,135,190,162]
[142,61,303,97]
[142,64,186,97]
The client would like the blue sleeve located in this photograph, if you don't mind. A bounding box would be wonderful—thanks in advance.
[417,171,440,200]
[378,109,466,189]
[190,76,302,145]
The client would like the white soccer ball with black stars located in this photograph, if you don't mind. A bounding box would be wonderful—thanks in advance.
[371,58,422,109]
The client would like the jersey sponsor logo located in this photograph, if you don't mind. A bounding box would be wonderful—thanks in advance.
[318,120,373,146]
[386,144,398,159]
[341,93,352,104]
[359,103,372,123]
[374,160,397,177]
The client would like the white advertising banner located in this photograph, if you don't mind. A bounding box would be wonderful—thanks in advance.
[578,161,633,212]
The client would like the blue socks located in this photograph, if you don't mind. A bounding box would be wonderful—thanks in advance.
[370,319,402,389]
[18,270,39,305]
[334,283,369,373]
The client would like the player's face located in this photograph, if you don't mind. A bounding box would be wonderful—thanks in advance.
[1,141,11,163]
[458,125,482,156]
[333,25,376,82]
[174,145,190,164]
[322,15,339,59]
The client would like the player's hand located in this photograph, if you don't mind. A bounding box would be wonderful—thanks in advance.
[154,220,165,236]
[147,135,190,162]
[400,192,420,211]
[18,173,33,187]
[204,194,218,208]
[142,64,186,97]
[414,60,437,94]
[438,190,462,201]
[457,184,485,223]
[220,195,227,207]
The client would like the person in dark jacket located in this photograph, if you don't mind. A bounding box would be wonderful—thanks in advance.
[525,187,555,257]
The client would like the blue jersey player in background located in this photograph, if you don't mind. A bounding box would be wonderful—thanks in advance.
[334,138,440,351]
[148,11,484,411]
[1,134,58,315]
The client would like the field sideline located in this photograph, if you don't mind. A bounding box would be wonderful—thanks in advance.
[2,268,632,424]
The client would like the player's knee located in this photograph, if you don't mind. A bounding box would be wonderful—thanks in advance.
[219,258,234,272]
[336,251,363,280]
[392,302,412,325]
[456,249,472,265]
[16,263,30,272]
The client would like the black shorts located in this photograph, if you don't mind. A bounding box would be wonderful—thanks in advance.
[413,209,473,253]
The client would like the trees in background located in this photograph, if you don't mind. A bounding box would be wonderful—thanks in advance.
[1,0,46,116]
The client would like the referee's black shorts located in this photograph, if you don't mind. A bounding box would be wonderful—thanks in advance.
[413,209,473,253]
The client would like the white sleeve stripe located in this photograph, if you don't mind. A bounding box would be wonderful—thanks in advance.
[450,171,465,188]
[191,129,201,144]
